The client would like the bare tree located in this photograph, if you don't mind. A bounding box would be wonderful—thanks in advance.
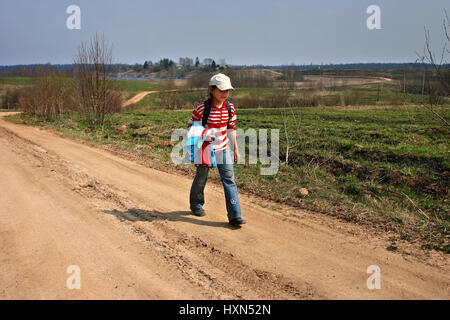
[73,33,122,128]
[281,109,290,166]
[416,9,450,126]
[280,107,305,167]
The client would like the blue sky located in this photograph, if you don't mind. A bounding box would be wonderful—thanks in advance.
[0,0,448,65]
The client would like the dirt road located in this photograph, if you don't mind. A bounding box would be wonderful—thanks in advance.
[122,88,206,108]
[0,112,448,299]
[123,91,157,107]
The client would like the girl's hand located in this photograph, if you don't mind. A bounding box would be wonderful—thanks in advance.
[204,133,215,142]
[234,149,240,163]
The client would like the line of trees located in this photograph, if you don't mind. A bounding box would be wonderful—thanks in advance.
[132,56,227,78]
[2,62,447,79]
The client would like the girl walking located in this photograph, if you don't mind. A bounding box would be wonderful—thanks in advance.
[187,73,246,226]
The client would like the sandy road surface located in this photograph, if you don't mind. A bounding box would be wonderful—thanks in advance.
[0,112,448,299]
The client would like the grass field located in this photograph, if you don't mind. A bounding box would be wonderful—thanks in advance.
[6,102,449,252]
[0,77,161,105]
[0,77,35,85]
[123,81,449,112]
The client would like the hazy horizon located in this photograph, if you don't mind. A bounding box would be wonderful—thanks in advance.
[1,0,449,66]
[0,61,442,68]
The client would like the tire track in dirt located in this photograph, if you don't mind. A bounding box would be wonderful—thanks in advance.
[118,208,316,299]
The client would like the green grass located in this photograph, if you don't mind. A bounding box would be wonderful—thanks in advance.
[0,77,35,85]
[0,77,161,105]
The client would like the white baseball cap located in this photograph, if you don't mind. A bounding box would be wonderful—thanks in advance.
[209,73,234,91]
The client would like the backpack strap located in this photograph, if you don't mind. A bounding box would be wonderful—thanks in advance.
[202,99,211,127]
[202,98,232,127]
[225,100,232,124]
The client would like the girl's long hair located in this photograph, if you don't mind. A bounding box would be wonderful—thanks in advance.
[209,85,217,100]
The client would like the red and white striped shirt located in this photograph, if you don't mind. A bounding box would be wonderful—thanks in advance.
[187,100,237,153]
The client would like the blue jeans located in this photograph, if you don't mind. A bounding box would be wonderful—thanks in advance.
[189,147,242,221]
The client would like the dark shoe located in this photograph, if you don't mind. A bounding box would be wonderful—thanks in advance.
[191,208,206,217]
[228,218,247,226]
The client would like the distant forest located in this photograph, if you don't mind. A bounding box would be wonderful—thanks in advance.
[0,62,448,78]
